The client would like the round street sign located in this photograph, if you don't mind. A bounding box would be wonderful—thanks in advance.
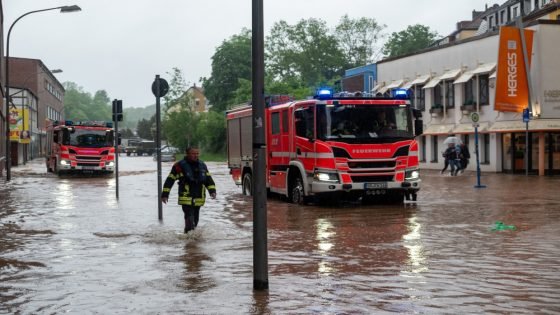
[470,112,480,123]
[152,78,169,97]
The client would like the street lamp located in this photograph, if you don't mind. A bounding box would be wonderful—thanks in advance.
[4,5,81,181]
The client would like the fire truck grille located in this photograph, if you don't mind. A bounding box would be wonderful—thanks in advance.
[76,156,101,161]
[351,175,394,183]
[348,161,396,169]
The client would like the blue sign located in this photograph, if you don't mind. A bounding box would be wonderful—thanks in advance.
[522,108,530,123]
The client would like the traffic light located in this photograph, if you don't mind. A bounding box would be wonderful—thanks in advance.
[112,99,123,121]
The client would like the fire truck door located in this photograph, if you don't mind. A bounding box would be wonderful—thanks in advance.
[268,111,284,190]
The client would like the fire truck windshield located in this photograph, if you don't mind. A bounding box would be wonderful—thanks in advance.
[316,104,413,143]
[68,128,112,148]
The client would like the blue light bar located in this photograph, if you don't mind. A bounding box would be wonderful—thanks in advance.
[314,87,334,99]
[392,88,410,99]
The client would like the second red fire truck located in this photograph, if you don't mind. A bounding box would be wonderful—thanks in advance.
[46,120,116,175]
[226,89,423,204]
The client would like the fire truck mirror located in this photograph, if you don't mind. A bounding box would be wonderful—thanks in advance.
[106,131,115,146]
[414,120,423,136]
[62,128,71,145]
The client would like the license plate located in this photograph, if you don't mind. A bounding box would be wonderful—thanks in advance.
[365,182,387,189]
[82,166,95,170]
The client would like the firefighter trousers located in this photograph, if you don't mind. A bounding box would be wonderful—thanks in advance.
[181,205,201,232]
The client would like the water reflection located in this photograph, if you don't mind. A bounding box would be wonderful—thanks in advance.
[402,216,428,274]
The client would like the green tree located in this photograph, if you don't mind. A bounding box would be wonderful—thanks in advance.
[266,18,345,87]
[64,82,113,121]
[163,67,189,112]
[202,29,252,112]
[334,14,386,67]
[162,110,201,150]
[382,24,439,58]
[136,117,155,140]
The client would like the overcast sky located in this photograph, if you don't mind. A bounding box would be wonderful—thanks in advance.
[4,0,493,108]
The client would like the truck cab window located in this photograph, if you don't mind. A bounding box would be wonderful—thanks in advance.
[294,107,314,139]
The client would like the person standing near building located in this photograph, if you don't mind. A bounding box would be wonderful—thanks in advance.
[161,146,217,233]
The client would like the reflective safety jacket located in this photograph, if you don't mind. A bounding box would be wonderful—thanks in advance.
[161,159,216,206]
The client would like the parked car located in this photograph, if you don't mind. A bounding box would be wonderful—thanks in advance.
[153,146,179,162]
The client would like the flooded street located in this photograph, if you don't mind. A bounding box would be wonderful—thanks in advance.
[1,157,560,314]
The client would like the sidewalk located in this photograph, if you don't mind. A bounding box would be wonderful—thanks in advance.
[10,158,48,176]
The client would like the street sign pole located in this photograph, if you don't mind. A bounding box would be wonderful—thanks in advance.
[152,75,169,221]
[471,112,486,188]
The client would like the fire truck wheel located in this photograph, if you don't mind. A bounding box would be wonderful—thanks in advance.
[289,176,305,204]
[242,173,253,196]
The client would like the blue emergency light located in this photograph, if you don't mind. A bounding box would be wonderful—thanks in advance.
[392,88,410,99]
[314,87,334,99]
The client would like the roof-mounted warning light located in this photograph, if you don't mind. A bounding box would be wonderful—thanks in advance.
[314,87,334,99]
[392,88,410,99]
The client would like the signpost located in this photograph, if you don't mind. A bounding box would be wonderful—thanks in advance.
[112,99,123,200]
[152,75,169,220]
[471,112,486,188]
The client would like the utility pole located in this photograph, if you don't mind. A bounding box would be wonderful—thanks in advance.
[252,0,269,291]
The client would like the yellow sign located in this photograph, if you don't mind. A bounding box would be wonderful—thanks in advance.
[9,108,30,143]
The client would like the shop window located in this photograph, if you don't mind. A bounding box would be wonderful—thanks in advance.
[433,84,443,107]
[431,135,438,163]
[482,134,490,164]
[413,85,425,111]
[445,80,455,108]
[464,80,475,105]
[420,135,426,162]
[479,75,489,105]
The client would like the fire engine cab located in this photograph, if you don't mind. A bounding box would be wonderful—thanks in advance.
[226,89,423,204]
[46,120,116,175]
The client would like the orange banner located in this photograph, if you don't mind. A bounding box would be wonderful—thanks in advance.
[494,26,535,113]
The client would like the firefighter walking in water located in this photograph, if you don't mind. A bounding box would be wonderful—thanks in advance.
[161,146,217,233]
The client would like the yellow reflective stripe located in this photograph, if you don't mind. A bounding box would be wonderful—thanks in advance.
[163,188,171,192]
[207,185,216,190]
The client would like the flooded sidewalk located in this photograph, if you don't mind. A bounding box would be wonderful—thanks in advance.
[1,157,560,314]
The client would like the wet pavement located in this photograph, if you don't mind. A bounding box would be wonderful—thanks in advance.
[1,157,559,314]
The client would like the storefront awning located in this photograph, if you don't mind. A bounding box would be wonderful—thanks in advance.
[422,124,455,135]
[384,79,405,90]
[489,71,496,79]
[453,71,474,84]
[423,76,442,89]
[440,68,462,81]
[371,83,384,93]
[473,62,496,75]
[488,119,560,133]
[404,74,431,89]
[452,122,490,134]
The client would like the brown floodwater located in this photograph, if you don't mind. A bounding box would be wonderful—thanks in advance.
[1,157,559,314]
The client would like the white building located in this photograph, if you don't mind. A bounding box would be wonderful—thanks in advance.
[376,5,560,176]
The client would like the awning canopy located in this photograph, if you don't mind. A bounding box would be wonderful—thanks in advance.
[371,83,384,93]
[489,71,496,79]
[423,76,442,89]
[454,71,474,84]
[488,119,560,133]
[440,68,462,81]
[452,122,490,134]
[384,79,405,90]
[405,74,431,89]
[422,124,455,135]
[473,62,496,75]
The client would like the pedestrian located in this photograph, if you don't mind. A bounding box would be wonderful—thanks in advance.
[441,143,454,175]
[459,143,470,173]
[161,146,217,233]
[440,145,449,174]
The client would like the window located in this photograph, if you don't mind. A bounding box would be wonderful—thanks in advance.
[511,5,520,18]
[489,16,495,28]
[464,79,475,105]
[479,74,490,105]
[444,80,455,107]
[431,135,438,163]
[420,135,426,162]
[294,107,314,139]
[282,110,288,132]
[500,10,507,24]
[482,133,490,164]
[412,85,425,111]
[271,112,280,135]
[433,84,443,107]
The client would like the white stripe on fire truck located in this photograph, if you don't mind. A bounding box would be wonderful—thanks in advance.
[270,151,334,159]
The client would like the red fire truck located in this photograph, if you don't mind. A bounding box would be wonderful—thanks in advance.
[46,120,116,175]
[226,89,423,204]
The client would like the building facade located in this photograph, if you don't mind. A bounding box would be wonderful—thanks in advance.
[341,64,377,93]
[376,4,560,176]
[8,57,65,164]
